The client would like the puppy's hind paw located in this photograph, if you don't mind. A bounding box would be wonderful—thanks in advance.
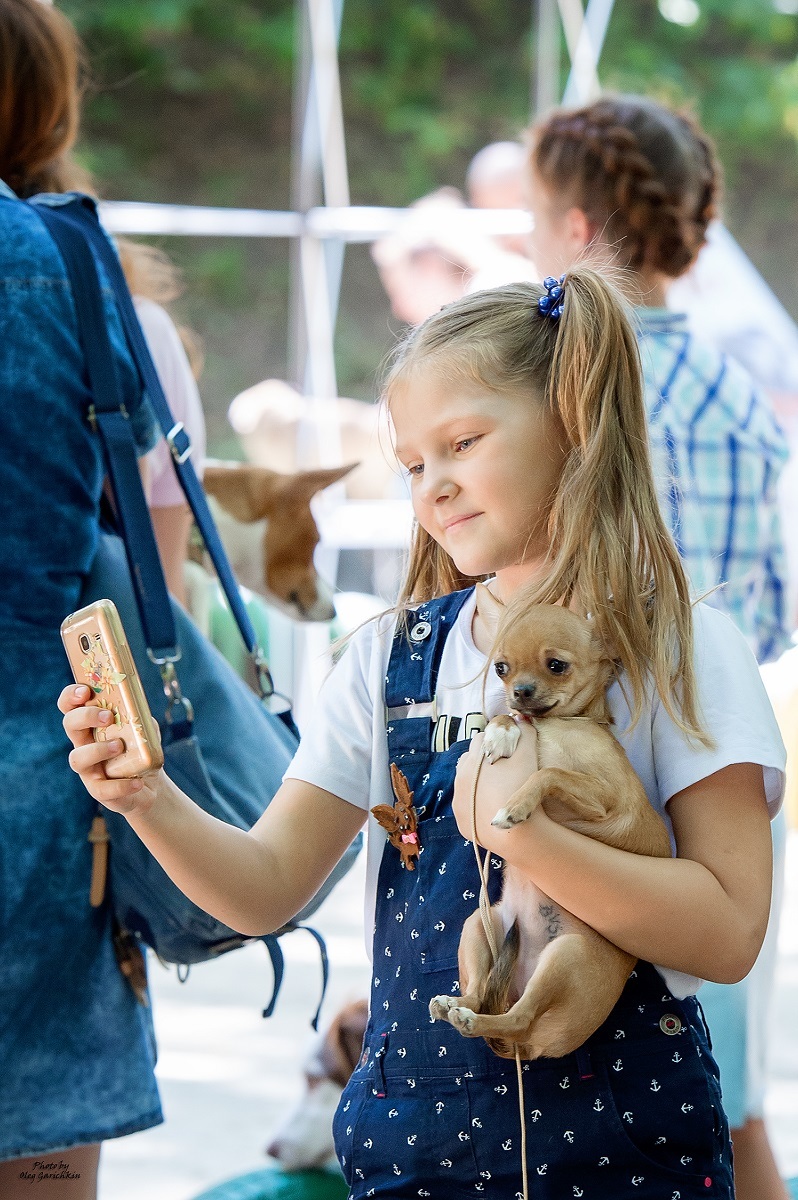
[429,995,457,1021]
[482,718,520,764]
[448,1006,477,1034]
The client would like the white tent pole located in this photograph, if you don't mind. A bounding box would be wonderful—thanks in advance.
[533,0,561,116]
[289,0,347,470]
[287,0,352,718]
[309,0,349,210]
[562,0,616,105]
[556,0,601,102]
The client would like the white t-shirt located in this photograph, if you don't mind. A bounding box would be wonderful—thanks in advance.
[286,592,786,998]
[136,297,206,507]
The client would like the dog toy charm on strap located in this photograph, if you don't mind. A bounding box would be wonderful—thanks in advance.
[538,274,566,321]
[371,765,421,870]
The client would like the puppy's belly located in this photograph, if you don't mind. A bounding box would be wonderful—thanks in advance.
[496,870,583,993]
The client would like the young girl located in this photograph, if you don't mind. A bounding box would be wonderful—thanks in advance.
[526,94,791,1200]
[61,267,785,1199]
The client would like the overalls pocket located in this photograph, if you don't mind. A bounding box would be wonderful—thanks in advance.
[593,1030,727,1188]
[332,1076,369,1186]
[342,1074,480,1195]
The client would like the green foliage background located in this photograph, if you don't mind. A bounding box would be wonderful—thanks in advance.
[60,0,798,450]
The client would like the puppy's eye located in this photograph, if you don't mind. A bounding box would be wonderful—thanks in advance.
[494,661,510,679]
[547,658,569,675]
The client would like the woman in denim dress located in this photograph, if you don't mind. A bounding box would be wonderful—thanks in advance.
[0,1,163,1192]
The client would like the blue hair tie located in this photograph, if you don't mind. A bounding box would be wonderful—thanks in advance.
[538,274,566,321]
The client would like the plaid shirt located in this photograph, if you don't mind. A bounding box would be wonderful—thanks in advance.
[637,308,790,664]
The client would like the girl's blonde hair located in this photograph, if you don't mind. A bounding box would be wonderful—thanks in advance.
[384,267,708,746]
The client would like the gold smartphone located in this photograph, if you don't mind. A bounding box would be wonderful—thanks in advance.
[61,598,164,778]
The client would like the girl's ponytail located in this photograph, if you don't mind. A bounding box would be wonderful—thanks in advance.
[541,265,707,744]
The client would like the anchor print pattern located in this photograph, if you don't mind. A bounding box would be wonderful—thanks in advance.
[333,967,732,1197]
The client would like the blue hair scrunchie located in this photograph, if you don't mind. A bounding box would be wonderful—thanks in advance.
[538,274,566,321]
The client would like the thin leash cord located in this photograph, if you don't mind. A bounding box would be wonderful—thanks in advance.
[470,753,529,1200]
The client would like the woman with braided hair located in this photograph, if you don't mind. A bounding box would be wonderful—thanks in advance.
[527,93,791,1200]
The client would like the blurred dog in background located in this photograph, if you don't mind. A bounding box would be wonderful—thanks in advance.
[266,998,368,1172]
[185,460,355,632]
[227,379,401,502]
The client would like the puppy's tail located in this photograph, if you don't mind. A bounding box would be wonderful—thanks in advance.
[481,919,520,1018]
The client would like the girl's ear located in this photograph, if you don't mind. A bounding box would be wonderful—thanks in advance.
[475,583,504,638]
[564,206,594,255]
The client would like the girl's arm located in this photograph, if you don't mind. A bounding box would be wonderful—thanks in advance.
[59,686,366,937]
[453,726,772,984]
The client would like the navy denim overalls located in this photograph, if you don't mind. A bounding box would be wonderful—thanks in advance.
[333,589,734,1199]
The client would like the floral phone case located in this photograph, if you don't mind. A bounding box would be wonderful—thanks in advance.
[60,599,164,778]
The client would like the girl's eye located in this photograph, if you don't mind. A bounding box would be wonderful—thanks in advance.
[494,661,510,678]
[404,463,424,477]
[455,436,479,453]
[547,658,569,675]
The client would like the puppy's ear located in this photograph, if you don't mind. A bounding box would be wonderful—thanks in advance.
[589,626,621,680]
[281,463,359,501]
[475,583,504,639]
[203,462,285,523]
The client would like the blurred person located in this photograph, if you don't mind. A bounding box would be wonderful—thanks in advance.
[466,138,532,257]
[0,0,202,1193]
[372,187,535,327]
[371,188,475,326]
[668,223,798,631]
[118,240,207,605]
[528,92,791,1200]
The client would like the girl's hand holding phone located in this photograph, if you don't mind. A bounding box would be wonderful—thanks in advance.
[58,684,163,815]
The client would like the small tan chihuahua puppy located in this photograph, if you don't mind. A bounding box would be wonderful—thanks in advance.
[430,585,671,1060]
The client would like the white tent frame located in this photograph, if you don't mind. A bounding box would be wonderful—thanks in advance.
[101,0,613,450]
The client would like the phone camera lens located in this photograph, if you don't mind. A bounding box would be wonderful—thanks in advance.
[79,634,91,653]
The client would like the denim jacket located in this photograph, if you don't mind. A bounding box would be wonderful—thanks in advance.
[0,180,157,625]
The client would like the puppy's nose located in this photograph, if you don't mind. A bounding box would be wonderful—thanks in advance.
[513,682,537,702]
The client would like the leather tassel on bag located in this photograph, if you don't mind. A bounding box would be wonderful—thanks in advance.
[88,811,109,907]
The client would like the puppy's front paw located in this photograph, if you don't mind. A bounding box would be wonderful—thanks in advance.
[429,995,457,1021]
[482,716,520,764]
[491,802,530,829]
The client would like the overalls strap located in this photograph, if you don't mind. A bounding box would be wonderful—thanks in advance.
[385,589,474,708]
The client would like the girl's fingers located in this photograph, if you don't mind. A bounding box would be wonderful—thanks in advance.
[88,777,145,812]
[57,684,91,714]
[62,700,116,747]
[59,685,151,812]
[68,738,127,776]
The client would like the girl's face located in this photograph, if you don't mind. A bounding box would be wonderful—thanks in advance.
[391,372,569,597]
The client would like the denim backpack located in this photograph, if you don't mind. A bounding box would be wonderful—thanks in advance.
[34,195,361,1027]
